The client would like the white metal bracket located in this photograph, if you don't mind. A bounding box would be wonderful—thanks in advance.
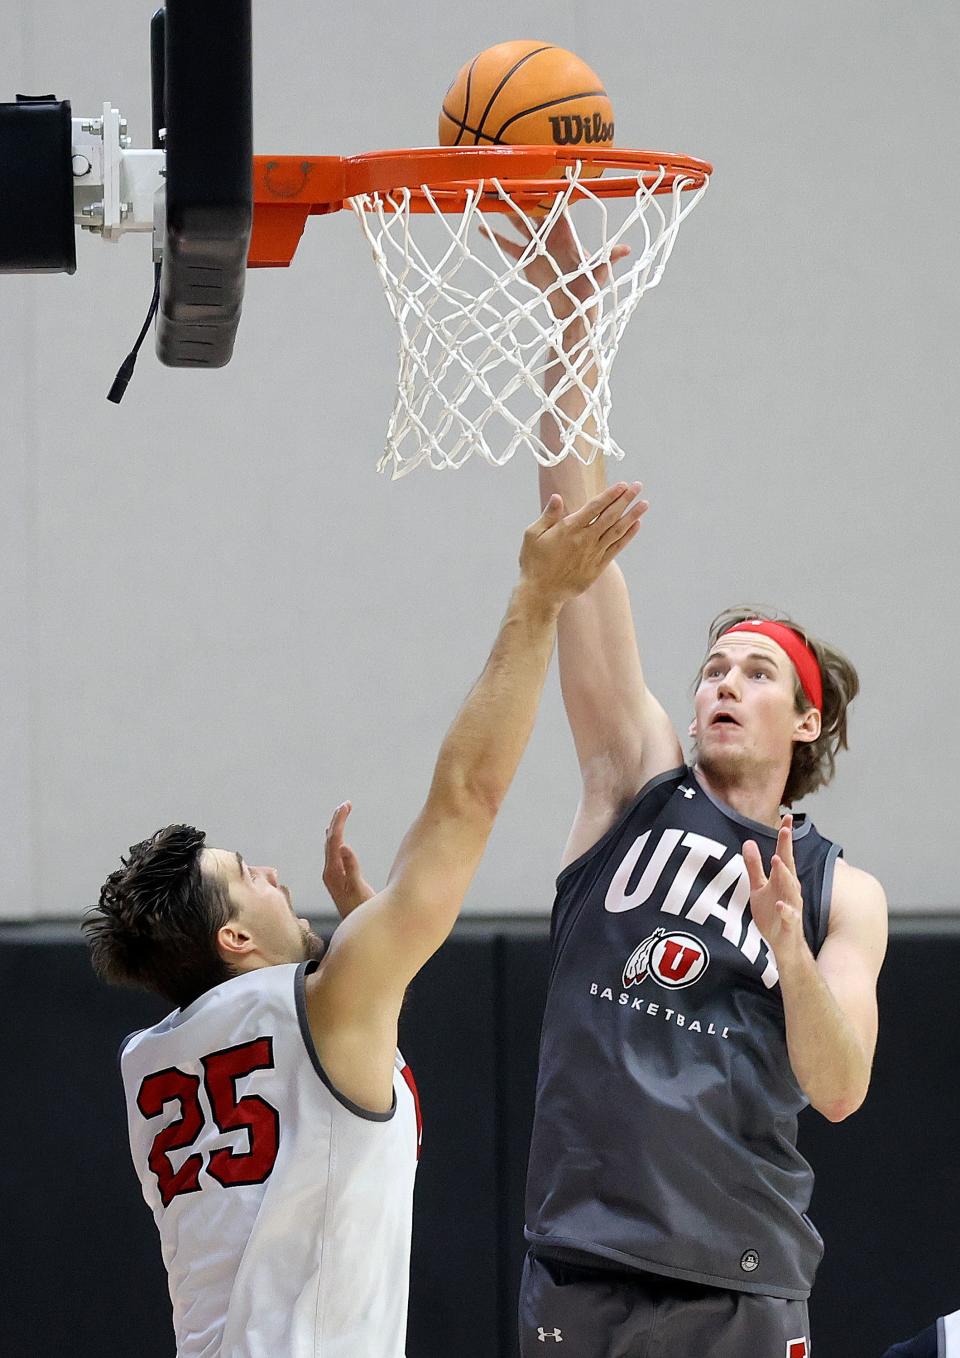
[71,102,165,250]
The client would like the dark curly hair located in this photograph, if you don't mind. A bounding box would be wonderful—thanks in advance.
[696,606,860,806]
[82,824,237,1009]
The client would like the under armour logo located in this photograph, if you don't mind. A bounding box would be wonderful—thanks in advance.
[679,785,696,799]
[538,1328,563,1343]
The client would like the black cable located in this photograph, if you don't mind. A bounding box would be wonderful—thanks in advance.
[106,262,162,404]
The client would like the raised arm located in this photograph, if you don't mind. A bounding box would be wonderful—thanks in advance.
[306,483,646,1109]
[531,219,683,866]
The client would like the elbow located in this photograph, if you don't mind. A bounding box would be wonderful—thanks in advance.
[819,1103,854,1124]
[816,1090,867,1123]
[434,769,505,823]
[463,774,507,820]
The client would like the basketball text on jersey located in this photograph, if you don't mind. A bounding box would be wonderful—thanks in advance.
[589,981,732,1041]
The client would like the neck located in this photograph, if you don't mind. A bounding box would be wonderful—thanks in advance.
[692,761,788,830]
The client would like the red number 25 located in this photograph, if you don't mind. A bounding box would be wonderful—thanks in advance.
[136,1037,280,1208]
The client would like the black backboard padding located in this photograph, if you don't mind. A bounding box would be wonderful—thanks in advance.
[0,98,76,274]
[155,0,253,369]
[150,8,165,151]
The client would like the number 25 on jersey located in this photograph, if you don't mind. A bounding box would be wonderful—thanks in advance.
[136,1037,280,1208]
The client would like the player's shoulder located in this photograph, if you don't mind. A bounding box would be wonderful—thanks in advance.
[832,858,887,908]
[827,858,888,945]
[125,965,303,1052]
[558,762,688,879]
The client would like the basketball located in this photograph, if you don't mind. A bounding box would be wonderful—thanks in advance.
[439,40,614,164]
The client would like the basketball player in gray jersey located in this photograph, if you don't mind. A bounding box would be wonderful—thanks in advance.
[484,217,889,1357]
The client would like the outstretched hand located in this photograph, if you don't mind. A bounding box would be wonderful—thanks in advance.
[742,815,806,959]
[519,480,649,605]
[322,802,377,920]
[484,210,631,335]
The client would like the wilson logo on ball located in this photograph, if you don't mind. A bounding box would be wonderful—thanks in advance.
[438,40,614,183]
[623,928,710,991]
[548,112,614,146]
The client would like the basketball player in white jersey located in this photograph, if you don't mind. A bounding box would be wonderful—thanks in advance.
[485,216,890,1356]
[81,482,647,1358]
[884,1311,960,1357]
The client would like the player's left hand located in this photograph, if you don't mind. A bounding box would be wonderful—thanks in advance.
[322,802,377,920]
[742,815,807,960]
[519,481,648,605]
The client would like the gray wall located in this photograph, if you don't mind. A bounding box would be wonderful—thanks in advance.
[2,0,958,921]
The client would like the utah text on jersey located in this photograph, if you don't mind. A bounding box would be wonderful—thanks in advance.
[604,826,781,988]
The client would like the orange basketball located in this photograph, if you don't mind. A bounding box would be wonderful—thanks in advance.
[439,40,614,168]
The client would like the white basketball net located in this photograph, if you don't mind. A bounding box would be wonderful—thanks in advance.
[348,162,708,476]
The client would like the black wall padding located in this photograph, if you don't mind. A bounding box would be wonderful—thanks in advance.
[798,934,960,1355]
[497,929,554,1357]
[495,927,960,1358]
[401,930,502,1357]
[0,938,172,1357]
[1,924,957,1357]
[154,1,253,369]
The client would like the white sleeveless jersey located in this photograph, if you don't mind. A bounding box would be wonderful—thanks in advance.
[120,960,421,1358]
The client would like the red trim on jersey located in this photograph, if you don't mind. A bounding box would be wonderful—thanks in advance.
[400,1063,423,1161]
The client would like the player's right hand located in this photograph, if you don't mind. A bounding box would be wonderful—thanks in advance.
[322,802,378,920]
[485,211,630,328]
[518,481,648,604]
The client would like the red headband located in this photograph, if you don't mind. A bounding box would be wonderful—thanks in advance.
[718,619,823,712]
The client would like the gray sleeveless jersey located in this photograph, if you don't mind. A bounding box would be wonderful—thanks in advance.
[524,765,842,1300]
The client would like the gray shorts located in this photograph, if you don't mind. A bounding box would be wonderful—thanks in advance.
[519,1252,811,1358]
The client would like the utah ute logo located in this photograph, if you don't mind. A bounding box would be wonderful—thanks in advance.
[623,928,710,990]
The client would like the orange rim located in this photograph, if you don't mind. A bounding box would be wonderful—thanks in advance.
[249,145,711,267]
